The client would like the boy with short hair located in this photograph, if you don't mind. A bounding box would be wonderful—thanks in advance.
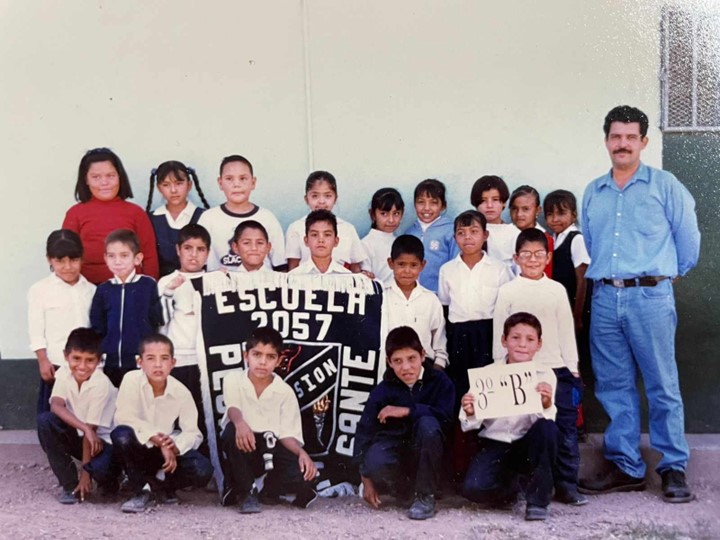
[461,312,558,521]
[404,179,458,293]
[470,175,519,270]
[112,334,213,513]
[90,229,164,387]
[354,326,455,520]
[220,327,318,513]
[230,220,273,273]
[384,234,448,369]
[289,209,352,275]
[37,327,120,504]
[198,155,286,272]
[493,228,585,506]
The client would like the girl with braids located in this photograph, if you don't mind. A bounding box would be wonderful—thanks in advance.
[63,148,159,283]
[147,161,210,277]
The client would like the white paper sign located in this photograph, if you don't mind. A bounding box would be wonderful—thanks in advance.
[467,362,542,419]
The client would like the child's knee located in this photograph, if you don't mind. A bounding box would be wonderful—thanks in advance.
[110,425,136,448]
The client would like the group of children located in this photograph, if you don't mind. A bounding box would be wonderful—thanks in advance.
[28,147,593,520]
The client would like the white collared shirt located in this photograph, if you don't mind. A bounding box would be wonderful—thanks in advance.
[158,270,205,365]
[383,281,448,367]
[553,224,591,267]
[361,228,396,284]
[437,253,513,323]
[221,370,304,444]
[493,275,579,372]
[27,273,96,367]
[485,223,520,269]
[289,259,352,275]
[51,367,117,443]
[286,215,368,265]
[459,365,556,443]
[114,370,202,455]
[153,201,198,230]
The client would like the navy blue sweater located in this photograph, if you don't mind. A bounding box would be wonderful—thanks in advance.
[90,275,164,369]
[353,360,455,465]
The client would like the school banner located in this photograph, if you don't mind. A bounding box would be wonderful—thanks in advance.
[191,271,385,492]
[466,362,542,419]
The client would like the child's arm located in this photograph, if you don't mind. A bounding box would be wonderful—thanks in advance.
[556,289,580,376]
[172,390,203,455]
[50,397,103,457]
[27,286,55,381]
[76,434,94,500]
[227,406,256,452]
[429,298,448,369]
[458,391,484,432]
[148,280,165,330]
[406,372,456,428]
[279,437,317,482]
[89,288,107,337]
[573,263,588,331]
[536,382,554,409]
[114,379,159,446]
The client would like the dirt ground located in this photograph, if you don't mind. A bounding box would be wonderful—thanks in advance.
[1,444,718,540]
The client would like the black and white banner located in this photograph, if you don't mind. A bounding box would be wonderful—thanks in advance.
[191,271,385,490]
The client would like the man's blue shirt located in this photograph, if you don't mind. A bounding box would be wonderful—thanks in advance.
[582,162,700,280]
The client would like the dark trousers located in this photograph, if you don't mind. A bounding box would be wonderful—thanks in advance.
[171,365,209,456]
[37,411,119,491]
[463,418,558,508]
[36,368,59,415]
[553,367,582,491]
[360,416,445,496]
[220,423,315,497]
[110,425,213,495]
[446,319,494,406]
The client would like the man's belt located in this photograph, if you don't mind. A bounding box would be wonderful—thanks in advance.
[600,276,669,288]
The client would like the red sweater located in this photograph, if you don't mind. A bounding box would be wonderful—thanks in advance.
[62,197,159,284]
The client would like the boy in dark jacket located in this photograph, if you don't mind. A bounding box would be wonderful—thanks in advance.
[354,326,455,520]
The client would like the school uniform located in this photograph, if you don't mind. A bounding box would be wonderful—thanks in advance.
[150,202,204,277]
[286,214,368,267]
[383,281,448,367]
[493,275,581,494]
[485,222,519,270]
[90,272,164,387]
[289,259,352,275]
[198,204,286,271]
[438,253,512,401]
[220,370,314,499]
[111,370,212,495]
[460,366,558,508]
[551,224,591,307]
[27,273,96,413]
[37,368,120,491]
[354,361,455,497]
[361,228,396,284]
[405,216,459,293]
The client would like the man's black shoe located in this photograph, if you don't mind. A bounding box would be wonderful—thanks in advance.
[661,469,695,503]
[578,462,646,494]
[407,493,436,520]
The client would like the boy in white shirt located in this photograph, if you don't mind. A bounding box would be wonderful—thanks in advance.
[289,210,352,276]
[384,235,448,369]
[112,334,213,513]
[220,327,317,513]
[460,312,558,521]
[493,228,585,507]
[230,220,273,273]
[37,328,119,504]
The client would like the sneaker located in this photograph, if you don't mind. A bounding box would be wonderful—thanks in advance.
[158,489,179,505]
[578,462,646,494]
[239,489,262,514]
[58,489,78,505]
[407,493,436,520]
[555,486,589,506]
[661,470,695,504]
[525,504,548,521]
[292,487,318,509]
[121,492,153,514]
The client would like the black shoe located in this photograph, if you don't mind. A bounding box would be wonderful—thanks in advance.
[407,493,436,520]
[121,491,153,513]
[292,487,318,509]
[158,489,179,505]
[661,470,695,503]
[578,462,646,494]
[221,484,238,507]
[239,488,261,514]
[555,486,589,506]
[525,504,548,521]
[58,489,78,505]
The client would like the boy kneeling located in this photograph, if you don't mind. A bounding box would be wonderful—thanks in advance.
[220,327,318,513]
[354,326,455,520]
[38,328,120,504]
[112,334,213,513]
[460,312,558,521]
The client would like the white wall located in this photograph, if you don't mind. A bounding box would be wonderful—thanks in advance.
[0,0,667,358]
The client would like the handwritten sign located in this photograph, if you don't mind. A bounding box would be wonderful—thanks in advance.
[467,362,542,419]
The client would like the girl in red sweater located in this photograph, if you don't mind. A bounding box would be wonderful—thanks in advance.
[62,148,159,284]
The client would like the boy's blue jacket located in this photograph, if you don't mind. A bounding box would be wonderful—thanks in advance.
[353,359,455,466]
[90,274,163,369]
[405,216,459,293]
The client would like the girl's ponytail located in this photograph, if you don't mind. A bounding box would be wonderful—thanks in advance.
[189,167,210,209]
[146,168,158,212]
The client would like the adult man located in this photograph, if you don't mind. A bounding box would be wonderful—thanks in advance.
[579,106,700,503]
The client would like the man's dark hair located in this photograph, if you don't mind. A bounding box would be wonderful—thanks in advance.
[515,228,548,253]
[502,312,542,339]
[390,234,424,261]
[603,105,649,138]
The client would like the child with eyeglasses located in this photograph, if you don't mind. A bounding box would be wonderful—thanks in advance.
[492,228,586,507]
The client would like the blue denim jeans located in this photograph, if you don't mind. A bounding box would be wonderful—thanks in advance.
[590,280,689,477]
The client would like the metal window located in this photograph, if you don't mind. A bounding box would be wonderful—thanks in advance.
[661,8,720,132]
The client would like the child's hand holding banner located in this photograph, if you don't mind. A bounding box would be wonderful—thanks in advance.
[467,362,542,419]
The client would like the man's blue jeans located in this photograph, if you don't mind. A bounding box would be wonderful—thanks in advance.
[590,279,689,477]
